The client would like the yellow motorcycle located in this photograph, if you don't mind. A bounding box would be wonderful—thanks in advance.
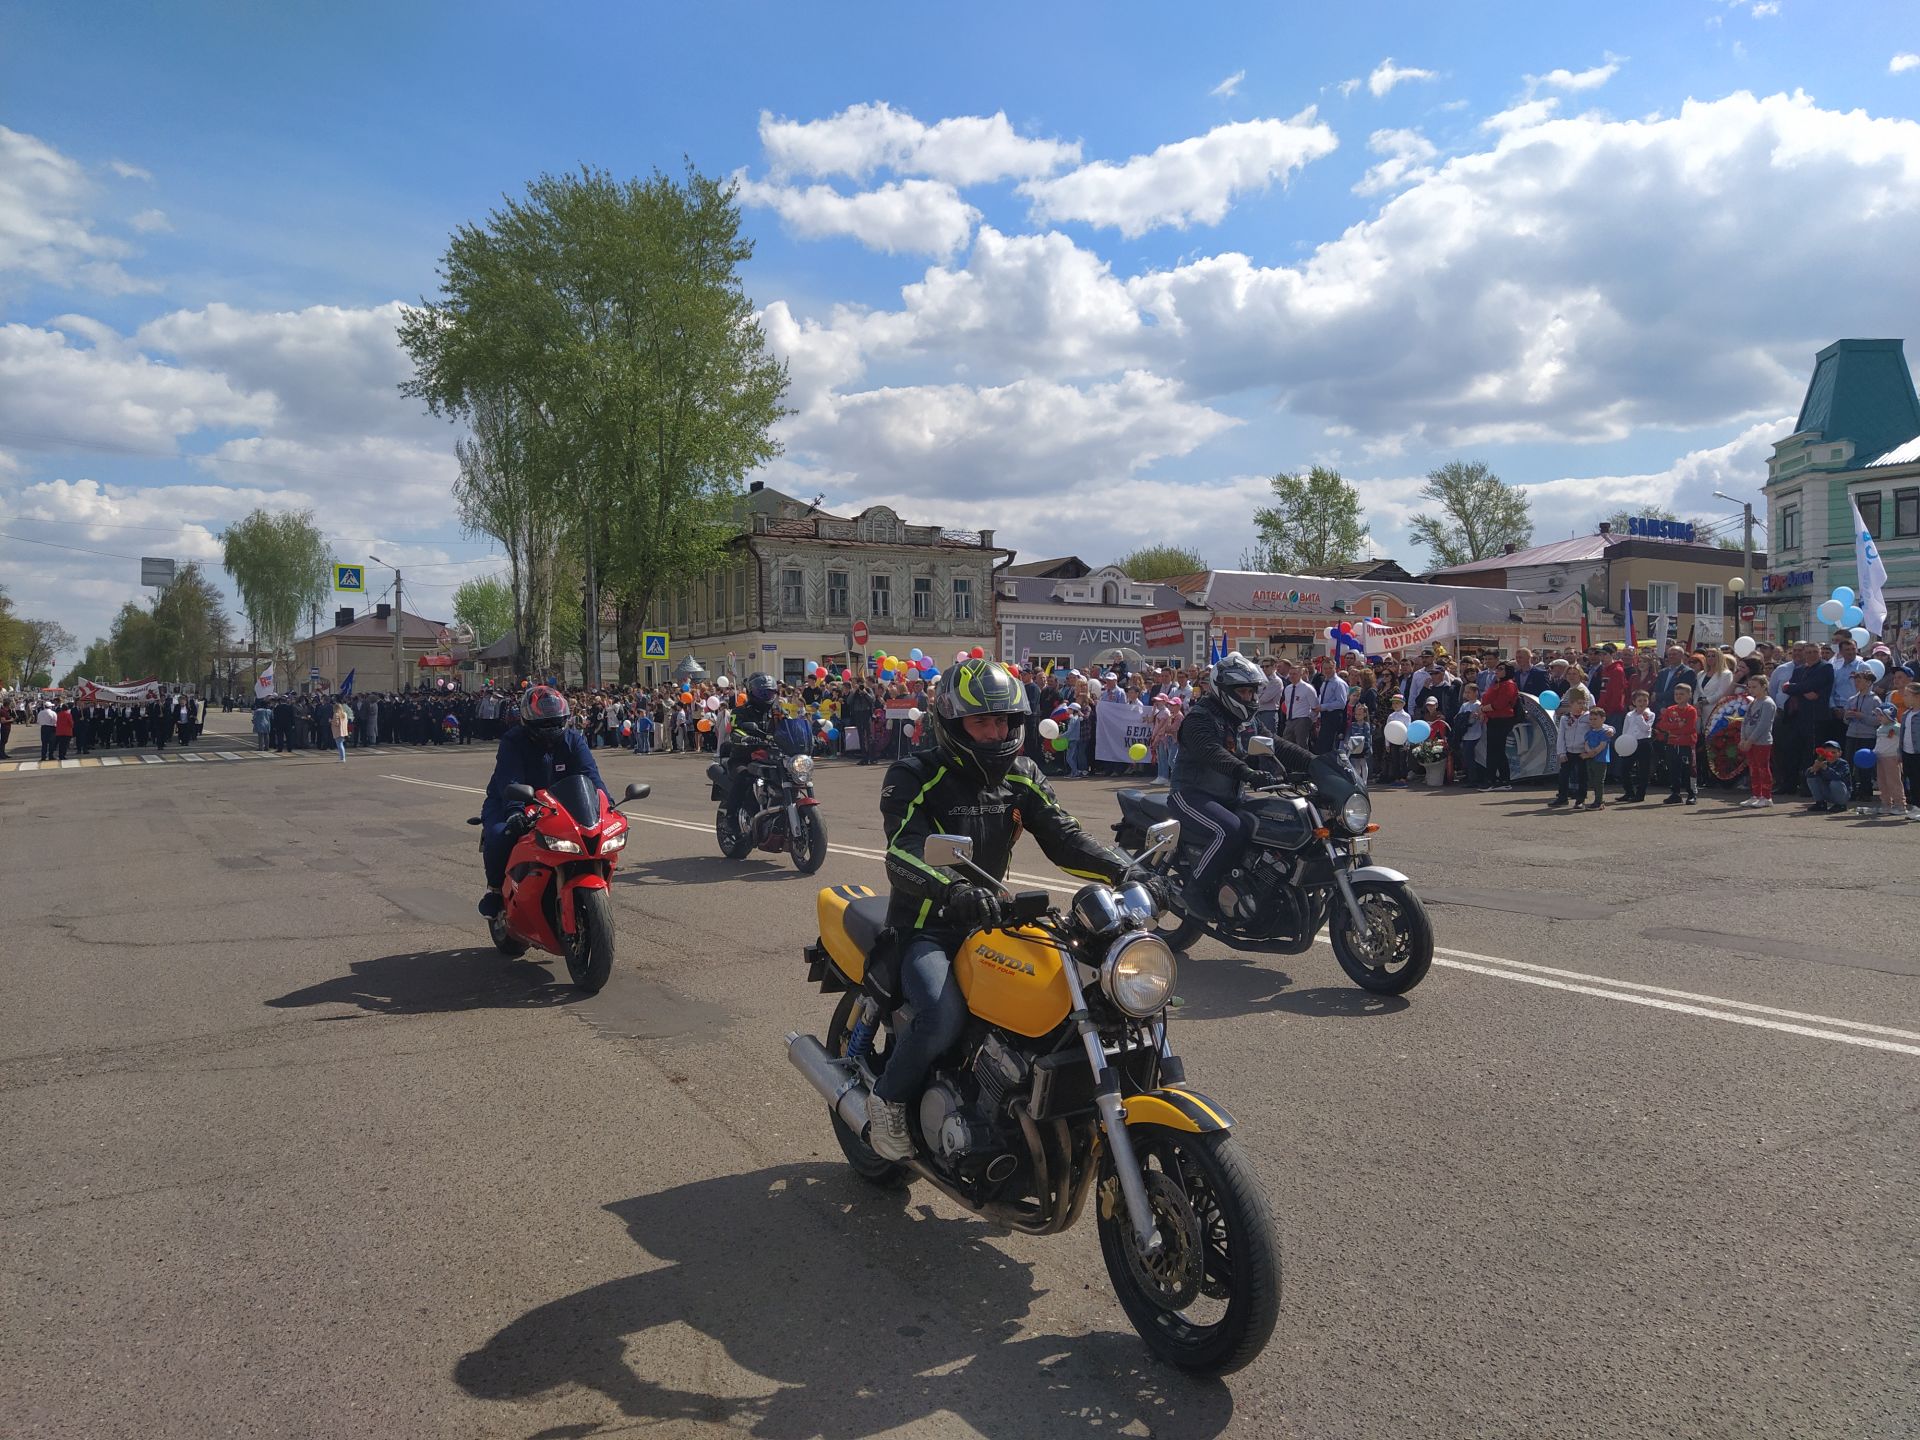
[786,824,1280,1375]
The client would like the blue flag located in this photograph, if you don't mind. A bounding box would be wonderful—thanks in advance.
[338,668,355,698]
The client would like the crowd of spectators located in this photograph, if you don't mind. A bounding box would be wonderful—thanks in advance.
[0,691,207,761]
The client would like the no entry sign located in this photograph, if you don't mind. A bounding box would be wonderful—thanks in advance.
[852,621,869,646]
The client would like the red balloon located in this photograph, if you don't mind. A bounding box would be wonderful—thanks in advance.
[969,647,985,660]
[1339,622,1353,633]
[841,668,853,682]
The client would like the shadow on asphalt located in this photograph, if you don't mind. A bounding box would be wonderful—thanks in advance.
[1172,954,1410,1021]
[618,854,808,887]
[265,947,582,1015]
[454,1163,1236,1439]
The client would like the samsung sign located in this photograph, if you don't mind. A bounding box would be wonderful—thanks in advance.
[1626,516,1697,542]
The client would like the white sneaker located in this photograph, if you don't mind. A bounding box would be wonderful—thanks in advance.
[1908,807,1920,821]
[866,1096,913,1162]
[1738,797,1758,807]
[1755,797,1773,807]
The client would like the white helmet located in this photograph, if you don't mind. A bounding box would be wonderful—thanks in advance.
[1210,651,1264,724]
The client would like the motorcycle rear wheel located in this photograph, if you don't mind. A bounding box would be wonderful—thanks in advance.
[824,991,906,1186]
[565,887,616,992]
[1327,879,1433,994]
[716,803,753,860]
[487,913,527,958]
[1097,1126,1280,1375]
[791,809,828,874]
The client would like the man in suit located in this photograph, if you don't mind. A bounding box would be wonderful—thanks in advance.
[1513,648,1549,696]
[1777,642,1833,797]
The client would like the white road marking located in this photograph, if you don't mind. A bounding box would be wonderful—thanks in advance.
[217,751,242,760]
[140,755,165,764]
[60,759,79,769]
[380,772,1913,1058]
[99,757,123,767]
[18,761,37,771]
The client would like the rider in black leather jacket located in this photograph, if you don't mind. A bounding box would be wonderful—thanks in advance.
[718,673,780,825]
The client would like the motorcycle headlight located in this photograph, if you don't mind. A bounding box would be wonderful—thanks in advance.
[599,832,627,853]
[788,754,815,779]
[538,834,583,854]
[1101,932,1177,1017]
[1337,791,1372,834]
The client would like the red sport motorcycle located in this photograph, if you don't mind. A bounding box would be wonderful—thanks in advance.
[469,775,650,992]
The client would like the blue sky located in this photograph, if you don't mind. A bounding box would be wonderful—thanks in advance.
[3,0,1918,655]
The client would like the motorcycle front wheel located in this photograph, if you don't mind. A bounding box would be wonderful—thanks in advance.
[565,887,616,992]
[791,808,828,874]
[1327,879,1433,994]
[824,991,906,1186]
[1097,1126,1280,1375]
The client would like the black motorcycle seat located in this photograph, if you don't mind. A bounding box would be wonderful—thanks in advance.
[843,895,890,955]
[1116,788,1173,828]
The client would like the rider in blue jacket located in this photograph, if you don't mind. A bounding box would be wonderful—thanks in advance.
[478,686,608,916]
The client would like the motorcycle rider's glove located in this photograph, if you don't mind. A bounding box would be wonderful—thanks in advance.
[504,809,535,837]
[945,885,1008,932]
[1124,865,1173,911]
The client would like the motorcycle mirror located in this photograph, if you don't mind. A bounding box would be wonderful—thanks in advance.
[1142,818,1181,860]
[1245,735,1275,757]
[505,782,536,804]
[921,833,975,868]
[622,782,650,802]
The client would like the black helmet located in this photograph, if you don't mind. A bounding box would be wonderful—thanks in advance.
[519,684,570,748]
[744,672,777,706]
[931,657,1030,782]
[1211,651,1264,725]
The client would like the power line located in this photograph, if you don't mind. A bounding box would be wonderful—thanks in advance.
[0,529,144,561]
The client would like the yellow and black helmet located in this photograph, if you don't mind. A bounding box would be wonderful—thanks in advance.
[931,657,1030,781]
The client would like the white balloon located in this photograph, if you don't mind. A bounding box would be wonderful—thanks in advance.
[1732,635,1756,659]
[1613,734,1639,757]
[907,708,923,723]
[1383,718,1410,746]
[1867,658,1887,680]
[717,676,731,688]
[1850,627,1871,647]
[1817,599,1845,624]
[1037,717,1061,740]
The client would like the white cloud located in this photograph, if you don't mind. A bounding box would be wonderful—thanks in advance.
[758,102,1080,185]
[1527,60,1622,93]
[1018,113,1338,237]
[0,126,144,293]
[1354,128,1438,195]
[1482,98,1561,132]
[129,208,172,234]
[1336,78,1362,99]
[1750,2,1780,16]
[732,175,977,258]
[1519,417,1790,529]
[1893,54,1920,75]
[107,160,152,181]
[1211,70,1246,98]
[1368,59,1438,98]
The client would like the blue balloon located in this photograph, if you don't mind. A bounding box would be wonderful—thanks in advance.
[909,648,924,662]
[1842,605,1864,628]
[1854,748,1876,770]
[1406,720,1431,744]
[1539,690,1561,711]
[1831,586,1856,608]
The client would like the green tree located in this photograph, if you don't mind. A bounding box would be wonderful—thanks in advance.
[149,563,230,683]
[452,575,516,647]
[1112,544,1208,581]
[221,509,334,690]
[61,637,118,689]
[451,395,567,674]
[108,603,161,679]
[1246,465,1370,574]
[399,165,789,686]
[1408,460,1532,569]
[9,617,76,688]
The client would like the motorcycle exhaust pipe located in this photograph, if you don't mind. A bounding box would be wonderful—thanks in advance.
[786,1032,869,1135]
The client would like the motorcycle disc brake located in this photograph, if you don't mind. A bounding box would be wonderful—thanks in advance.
[1118,1170,1205,1311]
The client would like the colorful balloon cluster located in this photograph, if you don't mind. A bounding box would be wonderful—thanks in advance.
[1814,584,1872,646]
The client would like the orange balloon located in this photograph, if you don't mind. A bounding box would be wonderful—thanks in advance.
[737,691,748,705]
[697,717,713,732]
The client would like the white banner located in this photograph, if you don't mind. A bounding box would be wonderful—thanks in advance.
[73,678,163,703]
[1094,695,1153,764]
[1363,601,1459,656]
[254,663,275,699]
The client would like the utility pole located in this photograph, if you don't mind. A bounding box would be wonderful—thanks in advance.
[1714,490,1756,637]
[370,556,404,692]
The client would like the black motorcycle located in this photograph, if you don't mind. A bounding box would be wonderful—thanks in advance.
[709,723,828,874]
[1113,740,1432,995]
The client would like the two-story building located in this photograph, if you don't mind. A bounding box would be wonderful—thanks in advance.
[1173,569,1536,660]
[1763,338,1920,653]
[992,559,1211,672]
[650,483,1010,686]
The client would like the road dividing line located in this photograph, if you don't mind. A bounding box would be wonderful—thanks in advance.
[380,773,1915,1058]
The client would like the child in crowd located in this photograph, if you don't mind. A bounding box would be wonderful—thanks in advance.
[1345,703,1373,786]
[1382,695,1411,787]
[1455,684,1484,788]
[1656,683,1699,805]
[1903,681,1920,820]
[1872,705,1905,819]
[1547,692,1591,809]
[1806,744,1852,813]
[1581,707,1615,810]
[1618,689,1656,803]
[1841,668,1894,810]
[1737,674,1776,808]
[1066,704,1087,779]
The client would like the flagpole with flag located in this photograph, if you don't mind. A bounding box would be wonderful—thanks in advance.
[338,668,355,699]
[1852,494,1889,637]
[1578,584,1591,651]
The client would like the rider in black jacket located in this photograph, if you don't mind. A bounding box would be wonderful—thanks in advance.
[1170,652,1314,923]
[718,673,780,827]
[868,657,1149,1161]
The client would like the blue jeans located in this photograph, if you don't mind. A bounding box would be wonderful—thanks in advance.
[1156,741,1179,783]
[1810,770,1851,807]
[481,818,517,889]
[872,930,968,1105]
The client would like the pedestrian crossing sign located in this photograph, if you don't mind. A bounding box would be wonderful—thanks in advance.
[643,631,670,659]
[334,564,365,592]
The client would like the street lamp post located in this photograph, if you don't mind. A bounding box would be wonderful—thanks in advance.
[1714,489,1756,639]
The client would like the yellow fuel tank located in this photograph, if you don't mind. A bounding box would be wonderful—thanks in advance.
[952,926,1073,1038]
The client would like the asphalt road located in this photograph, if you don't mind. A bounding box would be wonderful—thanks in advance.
[4,716,1916,1439]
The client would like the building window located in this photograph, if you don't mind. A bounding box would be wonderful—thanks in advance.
[827,570,849,616]
[734,565,747,617]
[1858,492,1883,538]
[1646,581,1678,615]
[780,568,804,616]
[711,572,725,620]
[952,576,973,621]
[912,576,933,620]
[870,574,891,619]
[1370,599,1386,619]
[1896,488,1920,538]
[1830,448,1843,461]
[676,588,688,628]
[1778,506,1801,552]
[1694,583,1722,619]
